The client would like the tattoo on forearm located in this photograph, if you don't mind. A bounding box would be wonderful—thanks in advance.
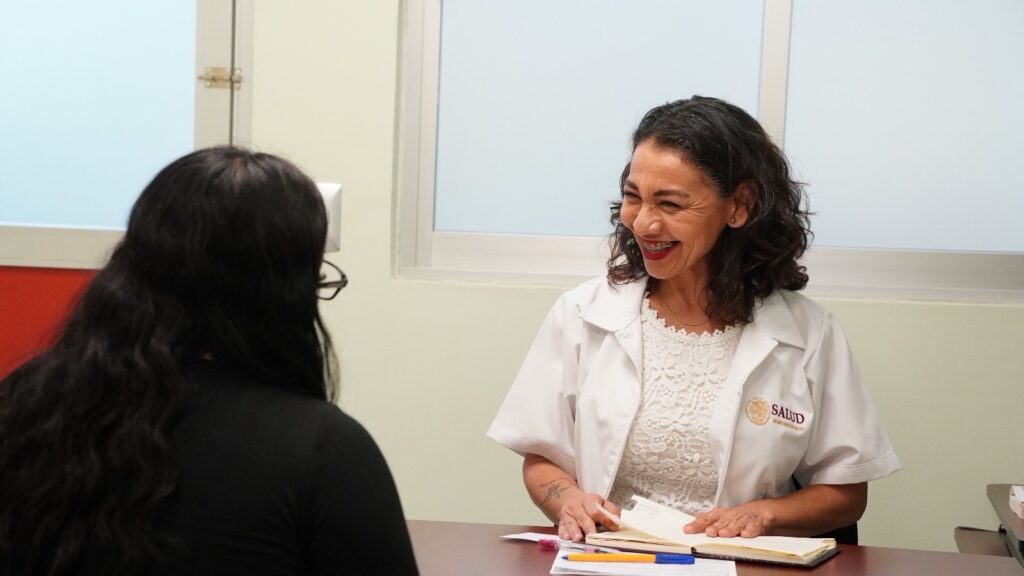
[539,479,568,505]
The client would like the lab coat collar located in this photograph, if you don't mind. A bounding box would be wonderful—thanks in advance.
[745,291,806,350]
[580,278,805,351]
[579,278,648,332]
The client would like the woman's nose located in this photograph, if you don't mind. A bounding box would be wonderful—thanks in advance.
[633,207,661,235]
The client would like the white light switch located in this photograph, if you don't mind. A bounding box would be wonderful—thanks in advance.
[316,182,342,253]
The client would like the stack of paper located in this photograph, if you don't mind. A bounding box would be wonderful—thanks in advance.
[499,531,737,576]
[550,553,736,576]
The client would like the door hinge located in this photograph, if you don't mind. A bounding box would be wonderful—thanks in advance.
[198,67,242,90]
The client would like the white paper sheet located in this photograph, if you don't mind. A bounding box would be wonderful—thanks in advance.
[550,554,737,576]
[502,532,563,543]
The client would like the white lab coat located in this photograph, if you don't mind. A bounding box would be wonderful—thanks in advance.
[487,277,901,507]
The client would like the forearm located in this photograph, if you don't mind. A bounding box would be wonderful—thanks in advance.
[685,482,868,538]
[522,453,583,524]
[758,483,867,537]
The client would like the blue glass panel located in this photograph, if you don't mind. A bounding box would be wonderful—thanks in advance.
[434,0,764,237]
[0,1,196,229]
[787,0,1024,252]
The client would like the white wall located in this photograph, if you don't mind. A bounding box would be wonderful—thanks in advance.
[250,0,1024,552]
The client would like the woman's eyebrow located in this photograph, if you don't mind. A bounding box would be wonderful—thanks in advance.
[653,189,689,198]
[622,179,690,198]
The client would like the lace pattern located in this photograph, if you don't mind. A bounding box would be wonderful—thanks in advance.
[608,297,740,515]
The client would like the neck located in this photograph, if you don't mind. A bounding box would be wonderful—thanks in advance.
[652,276,707,315]
[649,276,720,331]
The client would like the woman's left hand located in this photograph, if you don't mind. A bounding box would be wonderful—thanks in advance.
[683,502,774,538]
[682,483,867,538]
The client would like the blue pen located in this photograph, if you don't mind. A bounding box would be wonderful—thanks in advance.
[652,553,696,565]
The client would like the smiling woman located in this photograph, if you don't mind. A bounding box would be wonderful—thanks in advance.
[620,142,745,308]
[610,97,811,329]
[488,96,900,545]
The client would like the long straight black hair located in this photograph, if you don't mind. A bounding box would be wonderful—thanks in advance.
[0,147,337,574]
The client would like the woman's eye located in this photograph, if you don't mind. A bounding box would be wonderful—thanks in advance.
[660,201,681,210]
[622,191,640,201]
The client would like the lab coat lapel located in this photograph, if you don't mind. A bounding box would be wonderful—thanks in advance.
[709,292,804,505]
[612,320,642,381]
[599,316,643,495]
[580,279,647,496]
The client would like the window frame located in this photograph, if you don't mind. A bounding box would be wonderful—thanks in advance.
[397,0,1024,303]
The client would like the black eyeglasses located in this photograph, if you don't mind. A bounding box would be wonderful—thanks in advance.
[317,260,348,300]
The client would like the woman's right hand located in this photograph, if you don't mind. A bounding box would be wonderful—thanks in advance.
[555,492,622,541]
[522,453,622,541]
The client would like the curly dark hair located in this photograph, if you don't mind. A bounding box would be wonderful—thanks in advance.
[0,147,337,574]
[608,96,812,325]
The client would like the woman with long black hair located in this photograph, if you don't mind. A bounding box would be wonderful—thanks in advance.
[0,147,418,575]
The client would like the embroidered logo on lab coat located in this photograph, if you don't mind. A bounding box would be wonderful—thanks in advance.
[746,397,806,431]
[745,397,770,425]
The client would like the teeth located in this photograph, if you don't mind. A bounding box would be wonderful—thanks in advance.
[642,240,676,251]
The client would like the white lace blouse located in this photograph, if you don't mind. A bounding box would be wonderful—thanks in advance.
[607,297,741,515]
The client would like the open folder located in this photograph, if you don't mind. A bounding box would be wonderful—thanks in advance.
[586,496,839,568]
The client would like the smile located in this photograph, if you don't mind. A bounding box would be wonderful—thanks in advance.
[637,239,678,261]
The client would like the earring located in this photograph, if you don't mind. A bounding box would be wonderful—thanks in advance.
[729,217,736,225]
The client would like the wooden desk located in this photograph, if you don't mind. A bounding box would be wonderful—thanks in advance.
[408,520,1023,576]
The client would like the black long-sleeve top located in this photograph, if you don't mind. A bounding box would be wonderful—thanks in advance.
[156,360,419,575]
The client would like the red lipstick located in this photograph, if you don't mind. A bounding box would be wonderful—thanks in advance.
[637,238,678,261]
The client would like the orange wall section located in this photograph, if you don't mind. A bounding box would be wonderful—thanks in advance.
[0,266,95,378]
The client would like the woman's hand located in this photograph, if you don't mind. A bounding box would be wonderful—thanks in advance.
[684,502,774,538]
[522,453,621,541]
[683,483,867,538]
[555,492,621,541]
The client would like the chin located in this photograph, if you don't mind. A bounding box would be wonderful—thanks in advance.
[641,265,676,280]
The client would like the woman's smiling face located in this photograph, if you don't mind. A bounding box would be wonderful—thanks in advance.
[620,139,746,282]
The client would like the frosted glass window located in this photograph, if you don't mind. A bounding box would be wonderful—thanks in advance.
[433,0,764,237]
[0,2,196,230]
[785,0,1024,253]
